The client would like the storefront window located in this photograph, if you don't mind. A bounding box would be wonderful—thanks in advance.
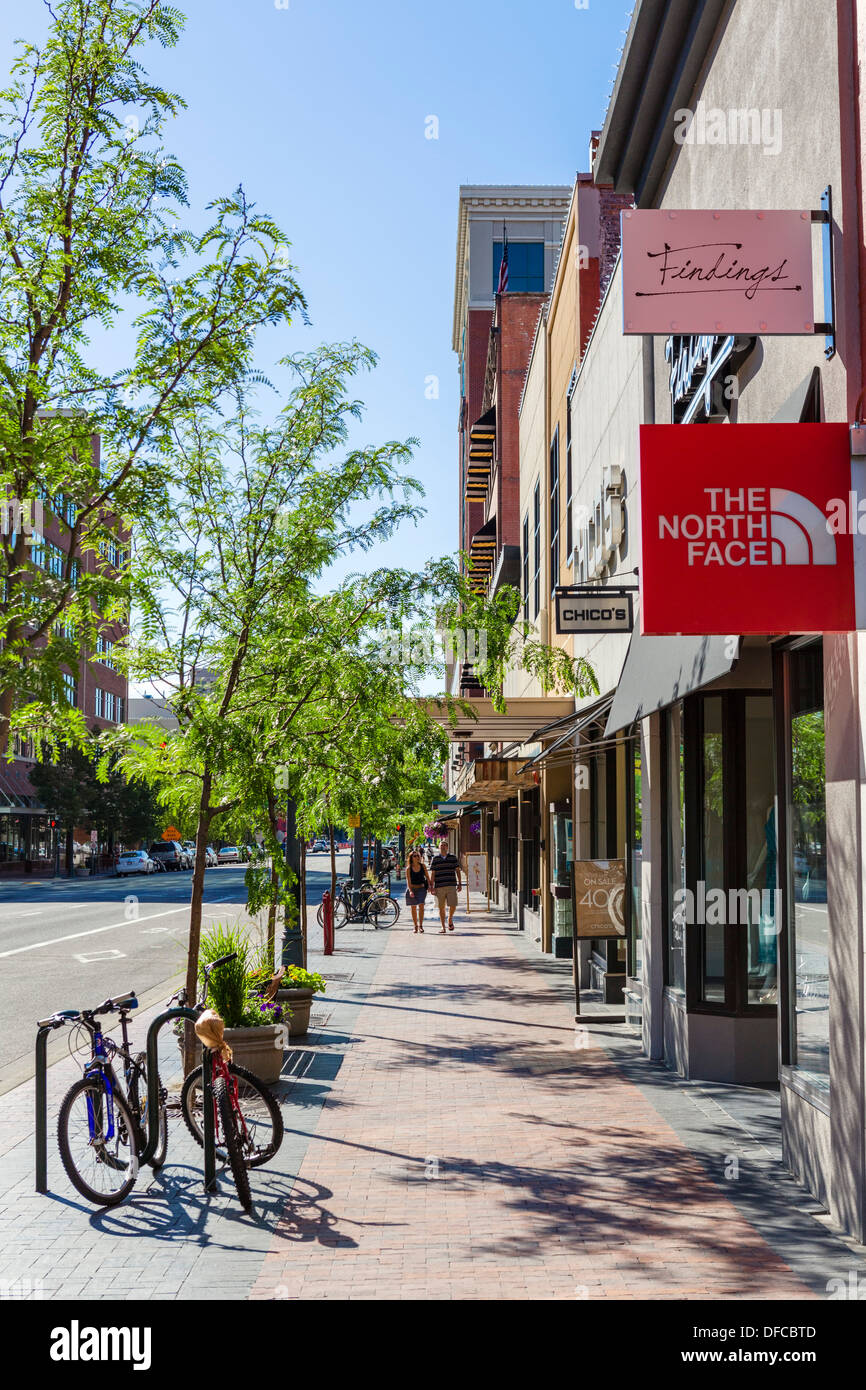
[788,645,828,1084]
[631,742,642,980]
[745,695,777,1004]
[700,697,725,1002]
[665,704,686,992]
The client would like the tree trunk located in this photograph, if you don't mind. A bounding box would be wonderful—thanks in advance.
[182,773,212,1076]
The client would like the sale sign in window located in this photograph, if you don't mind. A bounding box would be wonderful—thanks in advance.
[639,423,855,635]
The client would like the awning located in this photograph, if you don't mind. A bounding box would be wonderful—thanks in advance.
[465,407,496,500]
[771,366,822,424]
[518,692,615,771]
[468,518,497,595]
[420,695,577,743]
[604,633,739,736]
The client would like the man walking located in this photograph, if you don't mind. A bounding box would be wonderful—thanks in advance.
[430,838,462,933]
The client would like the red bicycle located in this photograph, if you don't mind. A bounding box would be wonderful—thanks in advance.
[173,953,284,1213]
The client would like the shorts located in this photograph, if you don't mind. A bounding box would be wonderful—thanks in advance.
[406,884,428,905]
[435,885,458,909]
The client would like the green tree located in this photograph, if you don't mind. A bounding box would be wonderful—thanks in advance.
[0,0,304,752]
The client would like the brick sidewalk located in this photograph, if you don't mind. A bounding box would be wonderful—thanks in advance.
[250,909,838,1301]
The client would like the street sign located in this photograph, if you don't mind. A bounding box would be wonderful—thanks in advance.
[555,587,634,635]
[621,209,816,336]
[347,814,361,829]
[161,826,179,841]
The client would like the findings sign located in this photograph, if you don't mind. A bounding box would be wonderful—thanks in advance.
[639,423,855,635]
[573,859,626,938]
[621,209,815,336]
[555,587,634,635]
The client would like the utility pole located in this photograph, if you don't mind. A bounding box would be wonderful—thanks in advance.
[281,796,304,967]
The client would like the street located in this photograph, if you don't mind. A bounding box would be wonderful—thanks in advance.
[0,853,350,1093]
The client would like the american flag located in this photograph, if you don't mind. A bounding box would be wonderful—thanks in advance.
[497,228,509,294]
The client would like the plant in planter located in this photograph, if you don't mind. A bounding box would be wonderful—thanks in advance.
[190,923,289,1083]
[272,965,326,1038]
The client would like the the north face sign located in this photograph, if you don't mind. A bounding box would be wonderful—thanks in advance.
[640,423,855,635]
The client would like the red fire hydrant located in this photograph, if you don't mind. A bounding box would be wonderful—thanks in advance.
[322,889,334,956]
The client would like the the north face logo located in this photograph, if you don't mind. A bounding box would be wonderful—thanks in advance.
[657,485,837,567]
[768,488,836,565]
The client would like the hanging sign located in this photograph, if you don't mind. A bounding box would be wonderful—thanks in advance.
[573,860,626,938]
[639,423,855,635]
[555,587,634,635]
[621,210,816,336]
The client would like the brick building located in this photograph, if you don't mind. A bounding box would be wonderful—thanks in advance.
[0,434,129,873]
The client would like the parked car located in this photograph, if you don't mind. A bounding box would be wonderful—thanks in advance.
[116,850,154,877]
[217,845,240,864]
[148,841,186,871]
[311,839,329,853]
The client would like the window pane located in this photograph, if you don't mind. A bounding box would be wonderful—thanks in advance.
[700,696,725,1002]
[745,695,778,1004]
[789,646,828,1084]
[632,742,643,981]
[666,704,686,992]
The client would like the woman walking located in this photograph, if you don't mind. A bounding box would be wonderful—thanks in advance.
[405,850,431,932]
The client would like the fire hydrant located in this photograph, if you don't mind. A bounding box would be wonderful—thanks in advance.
[322,889,334,956]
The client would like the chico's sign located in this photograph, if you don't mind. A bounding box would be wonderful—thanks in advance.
[639,423,855,635]
[621,209,815,336]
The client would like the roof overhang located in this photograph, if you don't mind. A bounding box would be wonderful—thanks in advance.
[594,0,730,204]
[420,696,576,743]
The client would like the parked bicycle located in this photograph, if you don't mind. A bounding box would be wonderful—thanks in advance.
[174,959,284,1199]
[45,953,283,1211]
[316,878,400,929]
[45,991,165,1207]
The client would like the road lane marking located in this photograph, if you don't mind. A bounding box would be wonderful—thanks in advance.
[74,949,127,963]
[0,906,187,959]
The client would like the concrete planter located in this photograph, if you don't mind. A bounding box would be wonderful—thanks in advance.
[275,987,315,1037]
[223,1024,287,1083]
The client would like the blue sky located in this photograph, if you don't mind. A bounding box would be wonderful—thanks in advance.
[4,0,633,586]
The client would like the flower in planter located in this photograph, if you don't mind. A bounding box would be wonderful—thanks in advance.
[281,966,326,994]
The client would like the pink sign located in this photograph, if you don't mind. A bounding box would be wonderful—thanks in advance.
[621,209,815,335]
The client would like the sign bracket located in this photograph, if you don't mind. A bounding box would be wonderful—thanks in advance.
[812,188,835,357]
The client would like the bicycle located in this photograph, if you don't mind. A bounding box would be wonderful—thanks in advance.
[316,878,399,929]
[48,991,167,1207]
[174,960,284,1187]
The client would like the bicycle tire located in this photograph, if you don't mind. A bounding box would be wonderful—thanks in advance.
[369,895,399,927]
[316,896,349,929]
[180,1062,283,1167]
[215,1074,252,1211]
[130,1052,168,1170]
[57,1076,139,1207]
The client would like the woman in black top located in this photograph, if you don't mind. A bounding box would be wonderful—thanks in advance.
[405,850,431,933]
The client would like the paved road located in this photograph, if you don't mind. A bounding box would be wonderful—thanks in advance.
[0,850,350,1089]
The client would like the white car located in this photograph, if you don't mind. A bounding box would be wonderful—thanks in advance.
[217,845,240,864]
[116,850,154,877]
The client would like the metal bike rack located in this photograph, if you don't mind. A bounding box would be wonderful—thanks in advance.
[35,1006,217,1195]
[35,1012,78,1193]
[143,1006,216,1190]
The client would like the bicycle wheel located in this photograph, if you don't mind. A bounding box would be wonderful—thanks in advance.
[129,1053,168,1170]
[215,1074,252,1211]
[57,1076,139,1206]
[181,1062,283,1167]
[316,896,349,929]
[369,894,399,927]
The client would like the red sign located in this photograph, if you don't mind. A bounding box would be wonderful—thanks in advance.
[639,424,855,635]
[621,210,816,336]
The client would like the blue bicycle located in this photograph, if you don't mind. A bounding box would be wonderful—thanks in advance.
[51,991,165,1207]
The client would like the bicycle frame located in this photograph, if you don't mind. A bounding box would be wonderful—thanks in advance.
[208,1050,252,1149]
[79,1014,144,1146]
